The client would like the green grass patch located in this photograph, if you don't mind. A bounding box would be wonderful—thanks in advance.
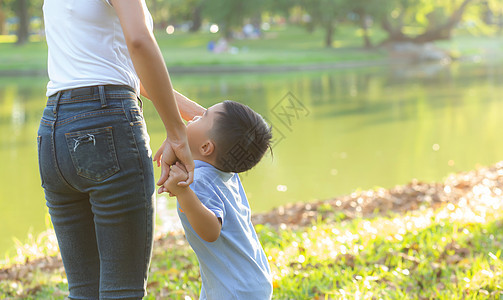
[157,25,387,67]
[2,199,502,299]
[0,41,48,71]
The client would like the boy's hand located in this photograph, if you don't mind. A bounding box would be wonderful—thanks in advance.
[154,138,194,190]
[161,162,190,196]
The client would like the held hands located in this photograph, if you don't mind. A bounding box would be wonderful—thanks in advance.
[161,162,190,196]
[154,137,194,194]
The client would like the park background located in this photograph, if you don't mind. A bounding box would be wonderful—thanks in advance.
[1,0,503,298]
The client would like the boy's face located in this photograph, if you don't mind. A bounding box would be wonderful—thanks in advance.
[186,102,224,157]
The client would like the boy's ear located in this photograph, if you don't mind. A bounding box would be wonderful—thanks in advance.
[200,140,215,157]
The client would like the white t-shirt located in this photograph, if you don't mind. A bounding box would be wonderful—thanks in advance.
[43,0,153,96]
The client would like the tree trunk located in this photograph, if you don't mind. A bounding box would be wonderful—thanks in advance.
[0,10,5,35]
[0,0,5,35]
[324,20,334,48]
[221,21,232,39]
[411,0,473,43]
[360,15,372,49]
[16,0,30,45]
[382,0,474,44]
[381,18,409,42]
[190,5,203,32]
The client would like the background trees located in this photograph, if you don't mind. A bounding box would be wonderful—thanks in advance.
[1,0,42,45]
[1,0,502,47]
[378,0,475,43]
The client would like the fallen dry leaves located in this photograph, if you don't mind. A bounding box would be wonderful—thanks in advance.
[252,161,503,228]
[2,161,503,287]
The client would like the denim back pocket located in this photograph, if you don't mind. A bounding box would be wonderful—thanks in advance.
[65,126,120,181]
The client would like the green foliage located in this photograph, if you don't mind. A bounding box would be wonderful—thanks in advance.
[348,0,392,21]
[201,0,264,35]
[1,0,18,19]
[150,0,203,26]
[1,0,502,48]
[299,0,347,26]
[265,0,297,17]
[2,196,503,299]
[378,0,503,41]
[385,0,468,27]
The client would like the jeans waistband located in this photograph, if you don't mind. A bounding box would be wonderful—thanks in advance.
[47,85,136,106]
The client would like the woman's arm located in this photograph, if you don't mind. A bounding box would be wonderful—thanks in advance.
[111,0,194,185]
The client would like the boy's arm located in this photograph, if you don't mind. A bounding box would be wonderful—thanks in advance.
[165,163,222,242]
[173,90,207,121]
[140,83,206,122]
[176,187,222,243]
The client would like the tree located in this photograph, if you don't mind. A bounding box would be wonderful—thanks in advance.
[0,0,16,35]
[189,2,204,32]
[347,0,392,48]
[0,0,43,44]
[0,0,6,35]
[299,0,348,48]
[202,0,265,38]
[380,0,476,44]
[16,0,29,45]
[149,0,206,31]
[266,0,297,18]
[482,0,503,34]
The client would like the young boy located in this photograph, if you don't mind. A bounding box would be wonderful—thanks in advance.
[160,100,273,299]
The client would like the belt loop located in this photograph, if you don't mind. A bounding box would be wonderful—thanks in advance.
[52,91,62,116]
[99,85,107,108]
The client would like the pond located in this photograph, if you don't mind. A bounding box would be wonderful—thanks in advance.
[1,61,503,255]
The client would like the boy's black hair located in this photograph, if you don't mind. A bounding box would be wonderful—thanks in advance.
[209,100,272,173]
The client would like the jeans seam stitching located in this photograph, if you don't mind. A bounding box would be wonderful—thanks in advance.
[125,101,151,284]
[50,122,80,192]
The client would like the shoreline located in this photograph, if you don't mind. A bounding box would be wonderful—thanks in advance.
[1,55,497,78]
[2,161,502,278]
[0,58,394,77]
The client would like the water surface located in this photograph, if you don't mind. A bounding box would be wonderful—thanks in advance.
[1,61,503,255]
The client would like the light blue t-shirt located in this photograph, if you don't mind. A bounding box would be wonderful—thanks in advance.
[177,160,273,300]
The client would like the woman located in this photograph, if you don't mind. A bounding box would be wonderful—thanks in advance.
[38,0,203,298]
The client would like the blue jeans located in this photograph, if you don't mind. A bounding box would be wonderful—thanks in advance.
[37,85,155,299]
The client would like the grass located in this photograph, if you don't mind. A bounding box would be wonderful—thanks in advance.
[261,212,503,299]
[1,194,502,299]
[156,25,387,67]
[0,40,47,72]
[0,25,386,73]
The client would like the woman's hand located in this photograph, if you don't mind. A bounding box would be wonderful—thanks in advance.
[154,138,194,193]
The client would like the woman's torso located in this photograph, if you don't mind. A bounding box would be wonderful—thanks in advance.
[42,0,153,96]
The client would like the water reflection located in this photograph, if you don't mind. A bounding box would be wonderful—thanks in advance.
[1,61,503,255]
